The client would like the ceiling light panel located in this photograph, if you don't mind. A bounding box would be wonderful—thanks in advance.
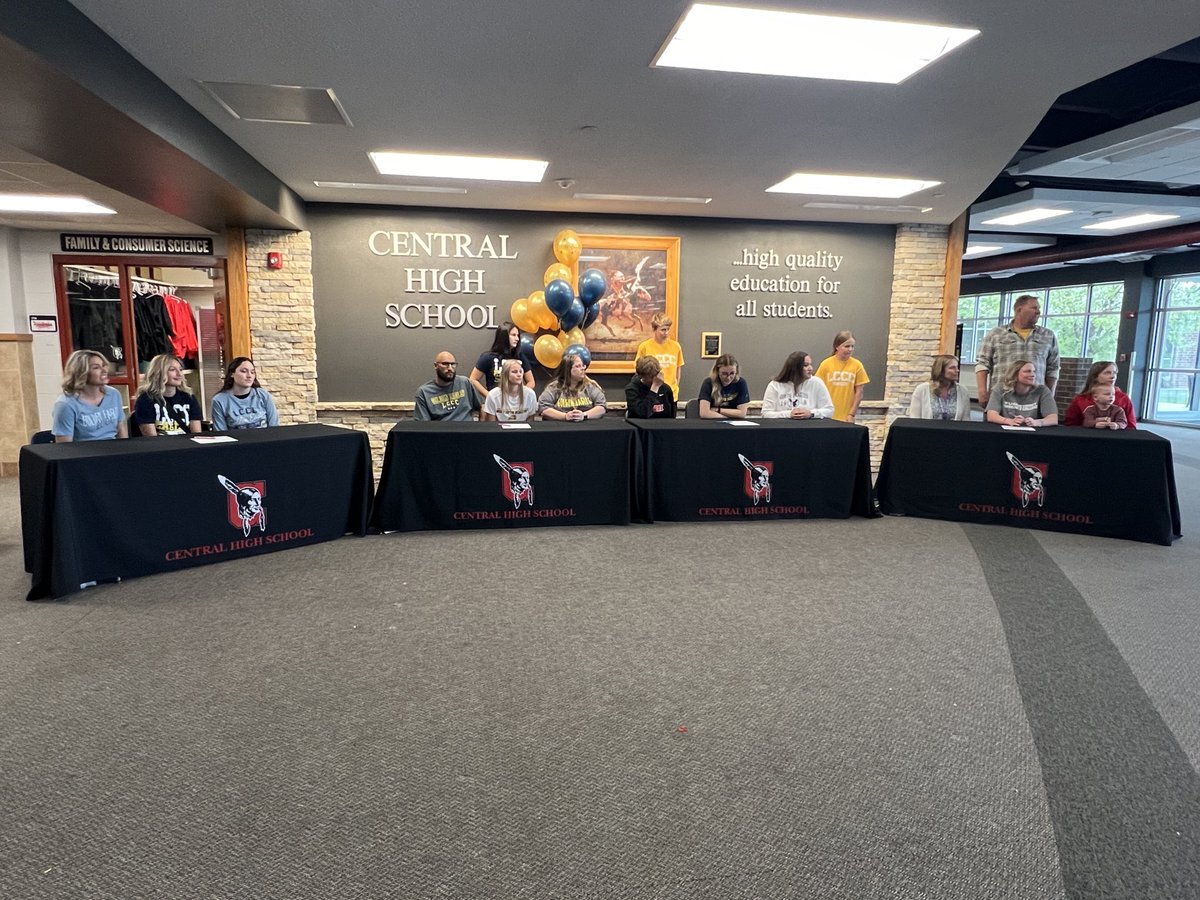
[198,82,352,125]
[961,233,1057,260]
[970,188,1200,235]
[654,4,979,84]
[0,194,116,214]
[980,208,1073,226]
[767,173,940,198]
[1082,213,1180,231]
[369,152,548,183]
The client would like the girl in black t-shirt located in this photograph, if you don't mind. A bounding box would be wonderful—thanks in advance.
[469,321,535,400]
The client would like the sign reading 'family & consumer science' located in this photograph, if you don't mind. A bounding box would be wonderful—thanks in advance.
[60,233,215,255]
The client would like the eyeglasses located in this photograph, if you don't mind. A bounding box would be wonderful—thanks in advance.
[436,361,457,367]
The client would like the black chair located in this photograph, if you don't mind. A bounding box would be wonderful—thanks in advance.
[30,430,54,445]
[127,412,142,437]
[684,399,701,419]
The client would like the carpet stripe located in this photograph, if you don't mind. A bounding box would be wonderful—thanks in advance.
[966,524,1200,899]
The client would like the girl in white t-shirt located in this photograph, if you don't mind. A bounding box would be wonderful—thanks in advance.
[482,358,538,422]
[761,350,834,419]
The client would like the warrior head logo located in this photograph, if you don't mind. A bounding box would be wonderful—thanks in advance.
[218,474,267,536]
[1005,452,1047,508]
[738,453,772,506]
[493,454,534,509]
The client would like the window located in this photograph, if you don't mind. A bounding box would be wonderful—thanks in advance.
[957,282,1122,364]
[1145,275,1200,424]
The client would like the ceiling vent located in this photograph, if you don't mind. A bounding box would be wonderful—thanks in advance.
[197,82,352,126]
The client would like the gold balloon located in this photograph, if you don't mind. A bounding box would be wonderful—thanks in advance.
[544,262,572,286]
[534,333,564,369]
[528,290,556,331]
[510,298,537,333]
[552,229,581,266]
[562,327,586,347]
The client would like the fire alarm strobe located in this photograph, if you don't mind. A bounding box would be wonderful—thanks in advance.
[267,251,283,270]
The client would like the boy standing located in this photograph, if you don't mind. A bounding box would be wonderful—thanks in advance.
[635,313,684,399]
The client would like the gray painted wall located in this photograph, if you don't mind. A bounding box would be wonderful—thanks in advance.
[310,206,895,403]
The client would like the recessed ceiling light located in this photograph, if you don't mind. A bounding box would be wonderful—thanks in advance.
[962,244,1005,257]
[768,173,940,198]
[313,181,467,194]
[1082,213,1180,231]
[0,194,116,214]
[980,208,1073,226]
[369,151,548,183]
[573,192,711,204]
[654,4,979,84]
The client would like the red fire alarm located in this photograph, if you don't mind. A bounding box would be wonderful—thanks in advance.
[267,251,283,270]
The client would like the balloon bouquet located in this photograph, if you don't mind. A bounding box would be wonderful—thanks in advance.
[508,229,608,374]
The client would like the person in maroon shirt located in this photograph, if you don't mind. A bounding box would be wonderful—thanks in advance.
[1063,361,1137,429]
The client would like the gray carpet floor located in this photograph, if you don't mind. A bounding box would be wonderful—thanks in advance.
[2,426,1198,900]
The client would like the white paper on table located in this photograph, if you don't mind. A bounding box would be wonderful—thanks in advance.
[1000,425,1035,431]
[190,435,238,443]
[726,420,760,426]
[499,423,532,429]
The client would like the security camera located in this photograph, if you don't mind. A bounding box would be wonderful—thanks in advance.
[555,178,575,190]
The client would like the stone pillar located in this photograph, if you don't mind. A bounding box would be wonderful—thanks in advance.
[244,230,317,423]
[1,334,40,476]
[884,223,953,434]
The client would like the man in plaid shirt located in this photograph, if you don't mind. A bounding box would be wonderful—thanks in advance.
[975,294,1060,402]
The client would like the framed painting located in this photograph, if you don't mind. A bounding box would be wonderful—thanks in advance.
[573,234,680,374]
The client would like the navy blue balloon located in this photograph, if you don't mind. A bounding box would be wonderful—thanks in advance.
[558,297,586,330]
[545,279,575,318]
[582,303,600,329]
[563,343,591,369]
[578,268,608,306]
[518,332,534,357]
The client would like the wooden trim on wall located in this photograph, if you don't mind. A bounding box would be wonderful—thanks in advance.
[941,212,968,353]
[0,333,33,341]
[225,227,251,358]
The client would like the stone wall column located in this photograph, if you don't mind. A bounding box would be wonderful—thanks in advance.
[244,230,317,423]
[884,224,954,429]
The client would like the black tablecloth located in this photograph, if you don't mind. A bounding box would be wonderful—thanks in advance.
[371,420,638,531]
[21,424,374,600]
[627,418,875,522]
[875,419,1181,545]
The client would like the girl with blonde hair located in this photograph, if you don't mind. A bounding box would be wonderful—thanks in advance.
[134,353,202,436]
[51,350,127,441]
[697,353,750,419]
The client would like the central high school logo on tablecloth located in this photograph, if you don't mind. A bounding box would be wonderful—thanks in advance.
[492,454,534,509]
[738,454,773,506]
[1005,452,1047,508]
[218,475,268,535]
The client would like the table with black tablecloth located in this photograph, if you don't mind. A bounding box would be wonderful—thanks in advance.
[875,419,1181,545]
[371,420,638,531]
[627,418,874,522]
[21,424,374,600]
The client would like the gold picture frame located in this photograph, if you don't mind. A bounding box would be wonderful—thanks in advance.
[701,332,722,359]
[572,234,681,374]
